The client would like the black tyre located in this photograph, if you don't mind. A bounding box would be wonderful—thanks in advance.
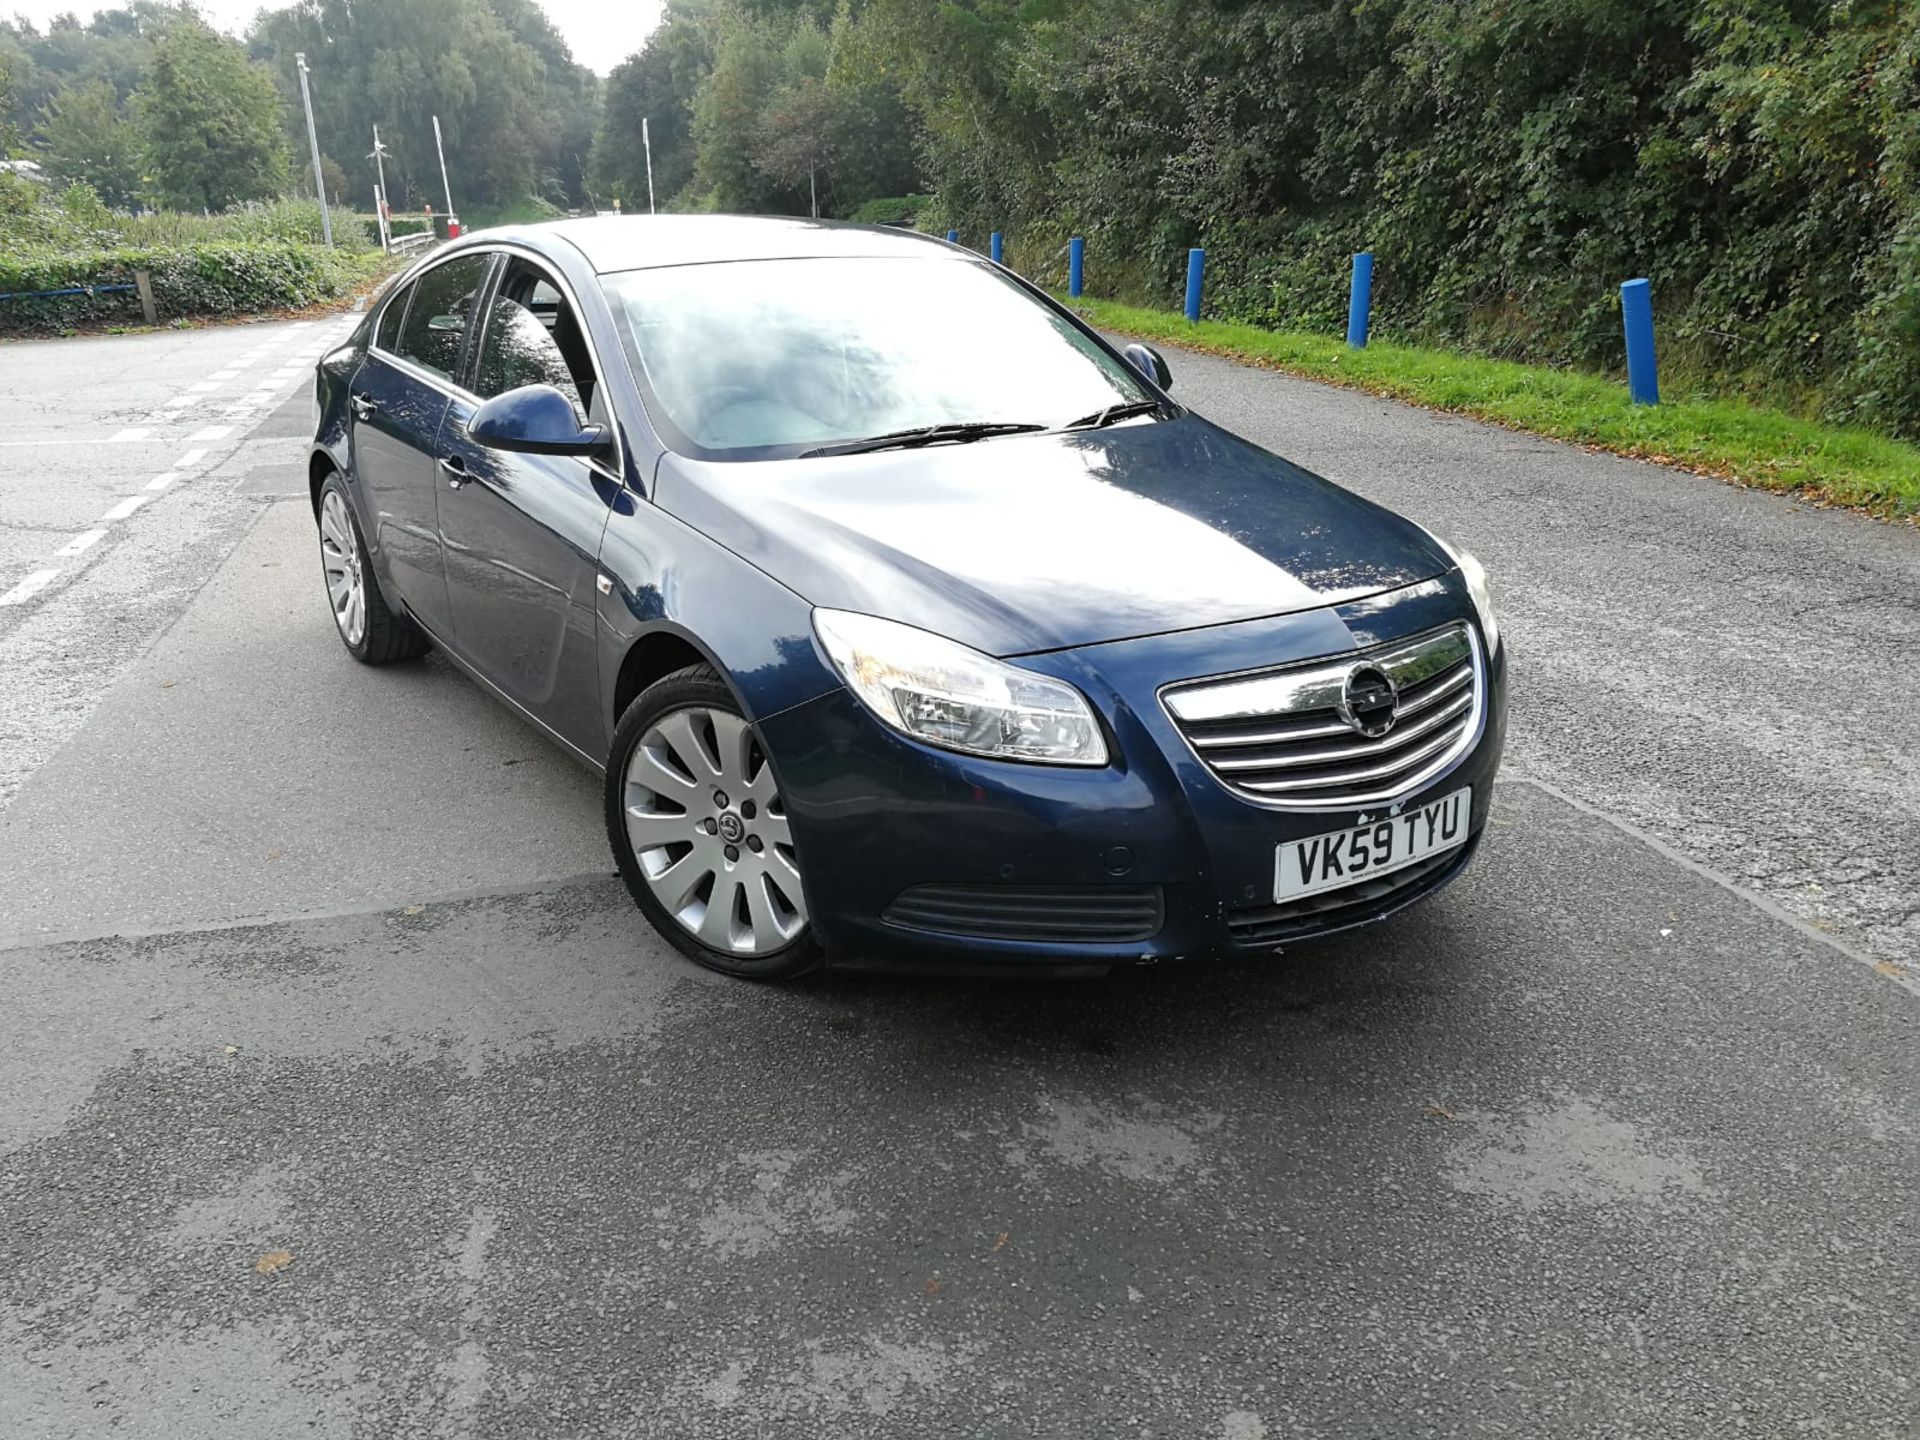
[605,663,822,980]
[316,473,429,665]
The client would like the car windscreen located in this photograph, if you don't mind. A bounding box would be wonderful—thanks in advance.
[601,255,1154,460]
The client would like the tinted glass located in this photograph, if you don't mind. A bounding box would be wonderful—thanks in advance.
[602,256,1150,458]
[373,281,412,351]
[474,297,584,413]
[392,255,491,380]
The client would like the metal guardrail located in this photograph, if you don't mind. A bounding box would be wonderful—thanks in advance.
[390,231,436,256]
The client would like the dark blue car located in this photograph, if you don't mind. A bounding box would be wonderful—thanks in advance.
[309,216,1507,978]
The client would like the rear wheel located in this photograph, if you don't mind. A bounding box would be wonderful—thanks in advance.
[605,664,821,979]
[316,474,428,665]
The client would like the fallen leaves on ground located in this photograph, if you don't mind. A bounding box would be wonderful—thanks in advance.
[253,1250,294,1275]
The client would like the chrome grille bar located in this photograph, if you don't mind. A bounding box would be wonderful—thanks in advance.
[1161,624,1483,809]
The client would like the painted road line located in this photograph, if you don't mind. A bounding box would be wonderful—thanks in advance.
[109,427,152,443]
[174,447,208,469]
[188,381,220,392]
[0,570,60,606]
[210,370,240,380]
[188,425,234,442]
[100,495,149,521]
[144,472,178,492]
[54,530,107,557]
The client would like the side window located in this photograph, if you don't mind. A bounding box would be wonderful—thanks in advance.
[473,262,598,417]
[391,254,491,381]
[373,281,413,352]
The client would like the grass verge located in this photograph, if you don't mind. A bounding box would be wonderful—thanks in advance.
[1064,295,1920,522]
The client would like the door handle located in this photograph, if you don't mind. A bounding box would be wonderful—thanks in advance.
[438,455,471,489]
[350,392,379,420]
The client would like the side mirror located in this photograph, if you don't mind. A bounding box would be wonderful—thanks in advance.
[467,384,608,457]
[1122,342,1172,391]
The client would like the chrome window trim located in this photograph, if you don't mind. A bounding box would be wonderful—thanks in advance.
[1158,623,1486,812]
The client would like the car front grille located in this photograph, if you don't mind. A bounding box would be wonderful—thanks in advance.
[1163,624,1482,809]
[882,884,1164,943]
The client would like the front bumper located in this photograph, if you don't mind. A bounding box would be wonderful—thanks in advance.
[759,576,1507,968]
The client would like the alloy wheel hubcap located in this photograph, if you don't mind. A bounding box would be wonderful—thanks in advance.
[319,491,366,646]
[622,705,807,956]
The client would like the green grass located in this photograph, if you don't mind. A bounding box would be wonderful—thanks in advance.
[1064,295,1920,521]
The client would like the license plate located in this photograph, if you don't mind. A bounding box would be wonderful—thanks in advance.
[1273,787,1471,903]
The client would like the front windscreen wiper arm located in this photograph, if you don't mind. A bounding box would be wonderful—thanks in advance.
[1064,399,1165,430]
[800,421,1046,459]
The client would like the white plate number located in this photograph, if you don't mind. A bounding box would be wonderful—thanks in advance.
[1274,787,1471,903]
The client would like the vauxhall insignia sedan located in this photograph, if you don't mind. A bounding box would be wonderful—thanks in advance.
[308,216,1506,979]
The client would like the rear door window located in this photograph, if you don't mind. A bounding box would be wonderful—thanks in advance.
[373,281,413,351]
[391,254,492,381]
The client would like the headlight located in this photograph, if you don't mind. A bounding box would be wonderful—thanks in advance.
[813,609,1108,766]
[1420,528,1499,653]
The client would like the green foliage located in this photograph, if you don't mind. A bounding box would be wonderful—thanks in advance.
[591,0,920,219]
[138,16,289,210]
[249,0,598,214]
[848,193,931,226]
[1069,295,1920,519]
[38,78,142,206]
[0,185,380,330]
[835,0,1920,440]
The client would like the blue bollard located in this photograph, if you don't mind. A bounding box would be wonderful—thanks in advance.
[990,231,1004,264]
[1621,277,1659,405]
[1347,252,1374,348]
[946,228,958,245]
[1069,236,1085,298]
[1184,248,1205,322]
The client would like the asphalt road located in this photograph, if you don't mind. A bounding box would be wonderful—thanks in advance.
[0,309,1914,1438]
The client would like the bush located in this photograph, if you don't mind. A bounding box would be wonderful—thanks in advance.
[0,241,383,331]
[0,186,386,331]
[848,194,932,227]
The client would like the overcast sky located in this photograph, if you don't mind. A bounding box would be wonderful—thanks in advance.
[5,0,667,75]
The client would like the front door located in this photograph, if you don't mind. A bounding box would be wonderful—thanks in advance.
[436,259,618,757]
[349,252,493,638]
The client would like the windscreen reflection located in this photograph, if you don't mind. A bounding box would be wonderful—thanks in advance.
[602,256,1150,457]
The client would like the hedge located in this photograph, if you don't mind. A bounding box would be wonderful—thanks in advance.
[0,242,383,332]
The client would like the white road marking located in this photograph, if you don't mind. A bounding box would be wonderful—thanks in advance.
[189,425,234,442]
[174,447,208,468]
[54,530,107,556]
[144,472,178,491]
[0,569,60,606]
[188,381,220,392]
[210,369,240,380]
[109,427,152,443]
[101,495,149,521]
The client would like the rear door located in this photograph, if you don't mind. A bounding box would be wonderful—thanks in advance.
[436,255,620,757]
[350,251,495,639]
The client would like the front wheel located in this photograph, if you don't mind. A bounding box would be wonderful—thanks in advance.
[605,664,822,980]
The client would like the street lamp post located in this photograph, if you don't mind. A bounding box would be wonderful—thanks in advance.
[293,52,333,248]
[643,117,656,214]
[431,115,455,227]
[367,127,391,252]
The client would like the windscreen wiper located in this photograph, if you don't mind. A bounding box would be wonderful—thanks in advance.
[799,421,1046,459]
[1064,399,1165,430]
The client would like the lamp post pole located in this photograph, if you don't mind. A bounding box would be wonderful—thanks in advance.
[294,52,333,247]
[643,117,656,214]
[368,127,391,252]
[432,114,455,224]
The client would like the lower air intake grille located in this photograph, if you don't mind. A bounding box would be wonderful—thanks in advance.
[883,884,1164,943]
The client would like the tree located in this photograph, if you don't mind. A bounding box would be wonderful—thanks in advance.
[591,4,715,211]
[39,77,142,207]
[138,17,288,210]
[756,76,838,216]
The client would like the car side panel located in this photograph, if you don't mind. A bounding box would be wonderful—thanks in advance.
[594,484,841,731]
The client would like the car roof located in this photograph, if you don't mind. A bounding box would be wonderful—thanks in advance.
[472,214,967,275]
